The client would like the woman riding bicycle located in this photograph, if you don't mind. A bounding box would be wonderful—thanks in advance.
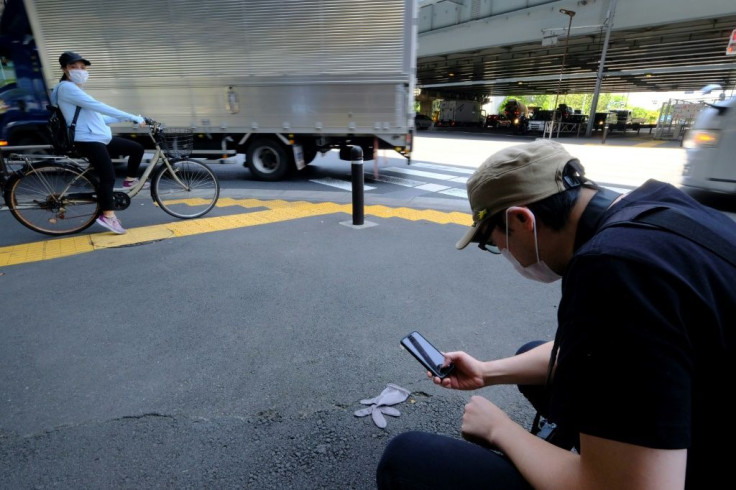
[51,51,146,235]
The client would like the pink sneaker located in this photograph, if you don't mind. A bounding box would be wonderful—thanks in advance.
[95,215,127,234]
[122,178,150,190]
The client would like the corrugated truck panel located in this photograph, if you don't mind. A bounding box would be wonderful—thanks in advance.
[26,0,414,135]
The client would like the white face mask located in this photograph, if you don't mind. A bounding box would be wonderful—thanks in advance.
[501,207,561,284]
[68,69,89,85]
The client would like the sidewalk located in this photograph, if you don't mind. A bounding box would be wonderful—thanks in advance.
[0,188,552,489]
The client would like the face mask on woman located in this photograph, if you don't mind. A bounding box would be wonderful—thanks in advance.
[501,207,562,284]
[68,69,89,85]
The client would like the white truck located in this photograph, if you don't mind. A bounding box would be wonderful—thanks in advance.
[438,99,484,127]
[2,0,417,180]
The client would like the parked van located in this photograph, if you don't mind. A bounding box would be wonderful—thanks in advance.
[681,95,736,195]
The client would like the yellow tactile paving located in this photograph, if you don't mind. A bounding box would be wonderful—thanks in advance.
[633,140,667,147]
[0,199,473,267]
[91,227,175,249]
[584,139,670,147]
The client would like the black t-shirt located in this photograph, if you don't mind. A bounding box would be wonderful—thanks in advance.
[549,180,736,488]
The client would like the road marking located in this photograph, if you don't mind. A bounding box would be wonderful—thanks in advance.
[601,185,636,194]
[309,177,376,191]
[584,138,672,147]
[368,174,425,188]
[306,161,472,195]
[383,166,461,181]
[439,187,468,198]
[0,199,472,267]
[309,164,469,194]
[412,162,475,175]
[415,183,451,192]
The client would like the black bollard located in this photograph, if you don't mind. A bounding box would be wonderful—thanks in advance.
[351,146,364,225]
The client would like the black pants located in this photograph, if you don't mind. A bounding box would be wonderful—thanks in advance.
[74,137,144,212]
[376,341,547,490]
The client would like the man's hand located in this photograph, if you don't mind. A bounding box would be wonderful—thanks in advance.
[461,395,513,447]
[430,351,485,390]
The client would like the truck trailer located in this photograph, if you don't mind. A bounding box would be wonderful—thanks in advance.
[437,99,484,127]
[0,0,417,180]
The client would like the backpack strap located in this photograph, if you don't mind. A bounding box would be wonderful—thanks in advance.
[56,81,81,129]
[635,208,736,268]
[601,205,736,268]
[573,187,621,251]
[70,106,81,130]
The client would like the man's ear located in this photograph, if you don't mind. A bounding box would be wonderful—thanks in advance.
[506,206,535,231]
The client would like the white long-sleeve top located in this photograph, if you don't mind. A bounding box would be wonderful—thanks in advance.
[50,80,144,145]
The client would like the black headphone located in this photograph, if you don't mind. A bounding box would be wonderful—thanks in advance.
[562,159,587,189]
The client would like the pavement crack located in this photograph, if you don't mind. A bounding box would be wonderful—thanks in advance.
[116,412,174,421]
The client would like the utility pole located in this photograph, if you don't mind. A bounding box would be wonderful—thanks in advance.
[585,0,618,137]
[548,8,575,139]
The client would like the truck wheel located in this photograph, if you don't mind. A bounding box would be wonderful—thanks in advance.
[246,137,291,181]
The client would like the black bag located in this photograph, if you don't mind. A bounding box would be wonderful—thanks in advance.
[46,103,81,155]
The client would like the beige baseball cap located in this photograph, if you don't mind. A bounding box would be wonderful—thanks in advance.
[456,139,579,250]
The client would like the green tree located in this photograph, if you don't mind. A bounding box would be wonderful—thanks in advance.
[631,107,659,124]
[498,93,645,116]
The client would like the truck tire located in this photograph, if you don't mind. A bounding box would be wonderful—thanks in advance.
[246,137,291,181]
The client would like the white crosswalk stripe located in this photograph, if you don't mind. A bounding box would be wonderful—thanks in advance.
[601,185,634,194]
[309,161,468,197]
[309,177,376,191]
[383,166,465,182]
[370,173,425,188]
[439,187,468,198]
[415,183,451,192]
[412,162,475,175]
[309,161,636,201]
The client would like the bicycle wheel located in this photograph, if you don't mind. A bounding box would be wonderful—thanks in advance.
[5,163,99,235]
[151,159,220,219]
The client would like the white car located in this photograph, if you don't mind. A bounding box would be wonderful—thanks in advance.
[414,114,434,130]
[681,95,736,196]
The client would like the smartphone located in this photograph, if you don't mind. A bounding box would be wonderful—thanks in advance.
[400,331,455,379]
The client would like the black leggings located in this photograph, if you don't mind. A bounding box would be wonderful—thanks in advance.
[376,341,547,490]
[74,137,144,212]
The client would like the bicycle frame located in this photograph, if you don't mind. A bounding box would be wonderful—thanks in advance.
[122,129,192,196]
[1,152,93,211]
[2,134,190,209]
[3,121,218,235]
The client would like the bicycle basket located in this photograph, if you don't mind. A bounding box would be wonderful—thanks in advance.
[159,128,193,159]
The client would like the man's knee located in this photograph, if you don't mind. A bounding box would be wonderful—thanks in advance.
[378,431,421,468]
[376,431,427,489]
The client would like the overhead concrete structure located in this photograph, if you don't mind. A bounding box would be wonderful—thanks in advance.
[417,0,736,98]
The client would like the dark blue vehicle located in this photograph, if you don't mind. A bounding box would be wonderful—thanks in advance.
[0,0,50,148]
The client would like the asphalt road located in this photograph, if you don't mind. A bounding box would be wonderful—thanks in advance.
[1,131,734,489]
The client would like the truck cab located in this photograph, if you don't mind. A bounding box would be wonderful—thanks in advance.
[528,109,554,132]
[0,0,51,148]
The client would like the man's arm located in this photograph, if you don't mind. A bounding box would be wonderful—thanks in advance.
[434,340,553,390]
[463,396,687,490]
[482,340,553,386]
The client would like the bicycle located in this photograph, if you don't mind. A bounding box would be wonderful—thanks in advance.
[1,118,220,236]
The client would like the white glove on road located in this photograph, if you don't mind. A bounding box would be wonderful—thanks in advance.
[354,384,410,428]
